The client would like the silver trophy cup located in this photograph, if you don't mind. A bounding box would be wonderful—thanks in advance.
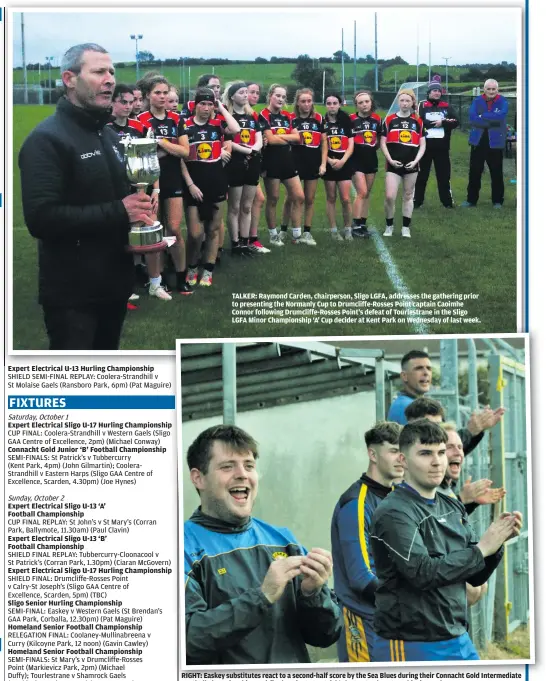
[121,132,165,252]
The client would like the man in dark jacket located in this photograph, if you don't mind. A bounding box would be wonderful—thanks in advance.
[19,43,154,350]
[414,82,459,208]
[184,425,342,665]
[461,79,509,208]
[370,419,522,662]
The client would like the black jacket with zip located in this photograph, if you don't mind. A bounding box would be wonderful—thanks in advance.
[370,483,503,642]
[19,96,134,305]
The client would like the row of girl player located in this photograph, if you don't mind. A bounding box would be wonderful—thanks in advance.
[112,74,426,295]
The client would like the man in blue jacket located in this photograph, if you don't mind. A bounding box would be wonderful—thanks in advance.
[461,80,509,208]
[387,350,433,424]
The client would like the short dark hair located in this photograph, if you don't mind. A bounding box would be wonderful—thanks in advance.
[197,73,218,88]
[61,43,108,75]
[405,397,445,422]
[401,350,430,370]
[187,425,259,474]
[113,84,134,101]
[399,419,447,454]
[365,421,402,448]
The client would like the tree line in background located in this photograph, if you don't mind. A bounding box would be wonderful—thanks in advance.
[16,51,517,94]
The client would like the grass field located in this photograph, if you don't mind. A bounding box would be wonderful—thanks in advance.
[11,105,518,351]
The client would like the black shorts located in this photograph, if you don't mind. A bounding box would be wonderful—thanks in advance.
[183,161,228,206]
[262,148,298,181]
[225,154,261,187]
[385,162,419,177]
[323,157,354,182]
[292,147,321,181]
[159,157,183,199]
[352,149,378,175]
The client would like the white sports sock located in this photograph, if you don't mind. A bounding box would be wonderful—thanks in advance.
[292,227,302,239]
[150,276,161,287]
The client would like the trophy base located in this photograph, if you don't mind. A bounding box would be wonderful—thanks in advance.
[127,221,165,253]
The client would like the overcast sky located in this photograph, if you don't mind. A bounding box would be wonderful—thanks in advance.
[12,8,519,67]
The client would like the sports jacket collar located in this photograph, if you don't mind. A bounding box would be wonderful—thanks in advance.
[190,507,252,534]
[57,95,113,130]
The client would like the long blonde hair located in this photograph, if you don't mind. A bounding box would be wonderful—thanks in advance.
[267,83,288,107]
[222,81,254,116]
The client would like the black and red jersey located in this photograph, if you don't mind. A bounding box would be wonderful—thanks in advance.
[259,108,294,137]
[382,113,424,165]
[350,112,381,149]
[231,111,260,147]
[417,99,459,150]
[137,110,182,143]
[180,116,227,163]
[323,117,353,156]
[292,112,324,149]
[107,118,146,139]
[180,100,195,118]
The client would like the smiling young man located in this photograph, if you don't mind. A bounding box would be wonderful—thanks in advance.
[184,425,342,665]
[387,350,433,425]
[439,423,506,513]
[331,421,403,662]
[404,395,505,457]
[19,43,154,350]
[369,419,522,662]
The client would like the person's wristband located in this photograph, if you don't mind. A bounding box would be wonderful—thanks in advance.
[187,182,194,188]
[152,188,160,194]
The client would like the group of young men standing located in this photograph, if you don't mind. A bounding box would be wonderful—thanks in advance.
[183,351,521,665]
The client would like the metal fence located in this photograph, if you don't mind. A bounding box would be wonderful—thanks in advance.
[489,354,529,638]
[432,339,529,649]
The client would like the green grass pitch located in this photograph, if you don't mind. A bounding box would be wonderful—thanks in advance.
[11,105,518,350]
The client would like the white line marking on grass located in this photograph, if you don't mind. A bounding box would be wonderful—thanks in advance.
[349,184,430,334]
[370,227,430,335]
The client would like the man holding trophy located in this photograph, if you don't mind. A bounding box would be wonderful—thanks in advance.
[19,43,155,350]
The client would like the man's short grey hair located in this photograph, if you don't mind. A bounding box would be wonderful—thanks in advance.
[61,43,108,75]
[484,79,499,89]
